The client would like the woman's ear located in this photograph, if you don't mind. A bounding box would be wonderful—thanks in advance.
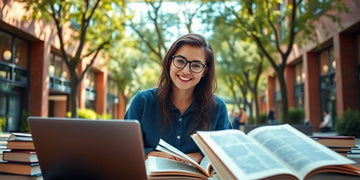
[201,67,207,77]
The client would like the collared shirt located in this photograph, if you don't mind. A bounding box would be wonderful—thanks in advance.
[323,114,333,128]
[124,88,231,156]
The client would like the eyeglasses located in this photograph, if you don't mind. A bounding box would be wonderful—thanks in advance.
[171,55,206,73]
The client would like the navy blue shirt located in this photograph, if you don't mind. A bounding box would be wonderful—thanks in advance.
[124,88,231,156]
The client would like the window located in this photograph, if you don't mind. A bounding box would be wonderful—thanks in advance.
[319,46,336,124]
[85,70,97,111]
[294,60,305,108]
[0,30,29,132]
[49,52,71,93]
[107,78,119,118]
[0,30,29,85]
[0,31,13,63]
[14,38,29,69]
[319,47,335,89]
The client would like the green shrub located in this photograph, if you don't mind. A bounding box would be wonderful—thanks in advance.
[258,113,268,125]
[336,109,360,138]
[66,109,97,119]
[97,113,113,120]
[0,116,6,133]
[19,110,31,132]
[66,109,113,120]
[288,108,305,124]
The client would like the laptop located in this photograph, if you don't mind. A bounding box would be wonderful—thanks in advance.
[27,117,147,180]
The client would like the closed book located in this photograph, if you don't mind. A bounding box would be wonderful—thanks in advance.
[6,141,35,150]
[0,162,41,175]
[3,151,38,163]
[7,133,33,142]
[0,172,43,180]
[311,136,356,148]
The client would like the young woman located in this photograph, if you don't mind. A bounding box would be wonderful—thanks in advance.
[124,34,231,163]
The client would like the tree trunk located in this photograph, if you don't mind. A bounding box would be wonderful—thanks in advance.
[70,74,79,118]
[253,89,260,124]
[277,70,289,123]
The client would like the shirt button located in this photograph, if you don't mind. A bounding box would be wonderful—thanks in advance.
[179,118,182,122]
[177,135,181,139]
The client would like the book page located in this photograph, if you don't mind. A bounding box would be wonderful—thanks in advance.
[146,156,208,179]
[156,139,210,176]
[193,129,296,180]
[247,124,356,179]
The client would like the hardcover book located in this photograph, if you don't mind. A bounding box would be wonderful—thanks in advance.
[0,172,43,180]
[0,161,41,176]
[3,151,38,163]
[310,135,356,148]
[191,124,360,180]
[7,133,33,142]
[146,139,213,179]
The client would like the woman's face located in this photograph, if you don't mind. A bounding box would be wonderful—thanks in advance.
[170,45,207,92]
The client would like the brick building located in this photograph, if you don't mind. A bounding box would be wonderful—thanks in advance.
[0,1,124,132]
[260,0,360,131]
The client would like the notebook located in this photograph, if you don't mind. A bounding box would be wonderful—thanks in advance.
[27,117,147,180]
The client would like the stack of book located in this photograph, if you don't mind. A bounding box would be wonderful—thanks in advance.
[0,133,10,161]
[0,133,42,180]
[311,136,356,157]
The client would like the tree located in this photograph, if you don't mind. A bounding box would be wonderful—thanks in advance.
[124,0,172,63]
[19,0,125,117]
[124,0,208,63]
[211,25,267,124]
[107,36,159,117]
[213,0,348,123]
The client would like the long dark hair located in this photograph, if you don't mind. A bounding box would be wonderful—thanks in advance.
[157,33,217,134]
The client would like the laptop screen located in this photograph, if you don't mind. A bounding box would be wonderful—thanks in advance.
[27,117,147,180]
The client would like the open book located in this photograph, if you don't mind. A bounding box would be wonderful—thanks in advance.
[146,139,213,179]
[191,124,360,180]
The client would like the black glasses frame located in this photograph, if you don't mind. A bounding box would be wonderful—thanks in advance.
[171,55,206,73]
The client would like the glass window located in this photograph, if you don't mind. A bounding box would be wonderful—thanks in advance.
[85,70,97,111]
[0,31,13,63]
[62,61,69,80]
[320,50,329,76]
[294,60,304,108]
[294,62,304,84]
[0,65,10,80]
[54,54,62,78]
[49,53,55,76]
[319,46,336,124]
[86,70,96,89]
[14,38,29,69]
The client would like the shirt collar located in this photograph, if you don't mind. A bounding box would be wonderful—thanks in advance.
[170,98,197,113]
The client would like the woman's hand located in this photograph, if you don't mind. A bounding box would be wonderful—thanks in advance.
[146,151,186,163]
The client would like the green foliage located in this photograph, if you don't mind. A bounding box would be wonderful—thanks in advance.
[258,113,268,125]
[19,110,31,132]
[18,0,126,118]
[288,108,305,124]
[67,109,97,119]
[0,116,6,133]
[97,113,113,120]
[66,109,112,120]
[336,109,360,138]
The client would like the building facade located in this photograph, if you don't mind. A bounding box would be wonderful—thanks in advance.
[0,1,123,132]
[260,0,360,131]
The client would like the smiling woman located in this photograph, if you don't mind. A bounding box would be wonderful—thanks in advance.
[124,33,231,164]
